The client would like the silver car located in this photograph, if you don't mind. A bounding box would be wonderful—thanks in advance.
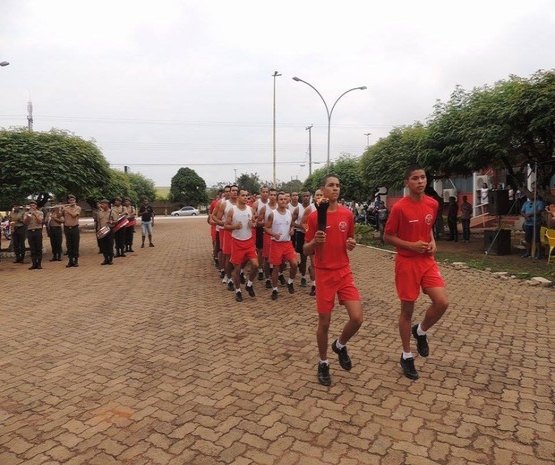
[171,206,199,216]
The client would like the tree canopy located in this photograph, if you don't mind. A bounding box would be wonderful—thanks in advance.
[170,167,208,206]
[0,128,111,207]
[236,172,261,194]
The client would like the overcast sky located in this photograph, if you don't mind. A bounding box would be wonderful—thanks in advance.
[1,0,554,188]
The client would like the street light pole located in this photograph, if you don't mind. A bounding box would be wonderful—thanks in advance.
[292,77,366,169]
[306,124,313,177]
[272,71,282,187]
[364,132,371,146]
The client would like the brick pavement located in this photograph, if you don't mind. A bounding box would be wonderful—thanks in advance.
[0,217,553,465]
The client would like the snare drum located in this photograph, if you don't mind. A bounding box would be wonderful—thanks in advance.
[113,216,129,232]
[96,225,111,239]
[126,219,137,227]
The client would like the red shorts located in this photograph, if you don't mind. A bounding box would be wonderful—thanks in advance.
[210,224,216,242]
[269,240,297,266]
[395,255,445,302]
[230,237,257,266]
[222,230,233,256]
[263,233,272,259]
[315,266,360,313]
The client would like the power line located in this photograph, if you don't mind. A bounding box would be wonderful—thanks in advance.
[110,160,325,167]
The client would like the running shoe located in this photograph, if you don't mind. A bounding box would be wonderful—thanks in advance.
[400,356,419,380]
[331,340,352,370]
[317,362,331,386]
[412,324,429,357]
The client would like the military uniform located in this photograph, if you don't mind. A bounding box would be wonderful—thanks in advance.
[124,203,136,252]
[97,204,118,265]
[112,202,126,257]
[47,207,64,261]
[10,207,27,263]
[62,201,81,267]
[24,205,44,270]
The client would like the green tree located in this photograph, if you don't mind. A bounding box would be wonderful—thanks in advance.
[127,172,156,203]
[278,179,304,193]
[0,128,111,207]
[360,125,428,190]
[85,169,134,208]
[423,70,555,198]
[170,167,208,206]
[236,172,261,193]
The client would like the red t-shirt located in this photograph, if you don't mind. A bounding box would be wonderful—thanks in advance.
[305,205,354,270]
[384,195,438,257]
[209,199,219,215]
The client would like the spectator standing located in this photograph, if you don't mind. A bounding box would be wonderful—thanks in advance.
[446,196,458,242]
[460,196,473,242]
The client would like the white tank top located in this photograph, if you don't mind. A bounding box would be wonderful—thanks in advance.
[264,203,277,223]
[255,198,268,215]
[231,205,253,241]
[271,208,292,242]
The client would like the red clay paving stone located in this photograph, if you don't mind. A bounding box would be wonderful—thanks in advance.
[1,217,553,464]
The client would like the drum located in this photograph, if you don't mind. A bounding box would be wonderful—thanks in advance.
[126,219,137,227]
[113,216,129,232]
[96,225,111,239]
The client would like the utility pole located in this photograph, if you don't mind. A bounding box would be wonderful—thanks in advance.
[234,169,237,182]
[27,101,33,131]
[272,71,281,187]
[306,124,313,177]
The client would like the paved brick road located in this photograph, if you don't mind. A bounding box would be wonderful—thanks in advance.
[1,218,553,465]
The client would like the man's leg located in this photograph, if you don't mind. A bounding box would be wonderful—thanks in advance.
[337,301,363,347]
[420,287,449,332]
[400,300,415,353]
[317,312,332,361]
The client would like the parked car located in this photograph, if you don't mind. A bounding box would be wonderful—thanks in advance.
[171,206,199,216]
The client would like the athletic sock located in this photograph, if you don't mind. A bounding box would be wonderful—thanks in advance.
[335,340,345,350]
[247,280,253,287]
[272,287,278,292]
[402,351,414,360]
[319,359,329,365]
[417,324,427,336]
[235,288,241,294]
[287,278,294,285]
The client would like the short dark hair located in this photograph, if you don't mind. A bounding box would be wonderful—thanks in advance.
[320,173,339,188]
[404,164,424,180]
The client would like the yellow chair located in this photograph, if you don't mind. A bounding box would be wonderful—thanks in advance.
[545,228,555,264]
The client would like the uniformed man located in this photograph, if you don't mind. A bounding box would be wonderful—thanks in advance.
[97,199,117,265]
[47,205,64,261]
[123,198,136,253]
[9,203,27,263]
[23,200,44,270]
[62,194,81,267]
[112,197,126,257]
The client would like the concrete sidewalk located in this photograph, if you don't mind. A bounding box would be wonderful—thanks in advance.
[1,218,553,465]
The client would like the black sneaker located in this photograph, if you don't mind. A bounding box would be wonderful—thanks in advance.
[412,324,429,357]
[246,285,255,297]
[400,356,419,380]
[227,281,234,291]
[265,279,272,289]
[235,291,243,302]
[278,274,286,286]
[149,243,154,247]
[287,282,295,294]
[300,277,307,287]
[309,285,316,296]
[220,270,225,279]
[331,340,352,371]
[258,271,264,281]
[240,273,246,284]
[271,290,278,300]
[317,362,331,386]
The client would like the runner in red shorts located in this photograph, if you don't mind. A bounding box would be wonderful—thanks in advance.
[384,165,449,381]
[265,192,298,301]
[304,175,363,387]
[225,188,258,302]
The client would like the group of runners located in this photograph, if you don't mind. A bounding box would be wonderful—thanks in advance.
[207,165,449,385]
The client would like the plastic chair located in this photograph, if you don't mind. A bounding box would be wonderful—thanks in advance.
[545,229,555,264]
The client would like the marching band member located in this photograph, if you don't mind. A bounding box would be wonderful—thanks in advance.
[112,197,126,257]
[47,205,64,261]
[62,194,81,267]
[97,199,117,265]
[123,198,136,253]
[23,200,44,270]
[9,203,27,263]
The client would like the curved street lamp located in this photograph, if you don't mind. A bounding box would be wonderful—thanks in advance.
[292,76,366,169]
[0,61,10,67]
